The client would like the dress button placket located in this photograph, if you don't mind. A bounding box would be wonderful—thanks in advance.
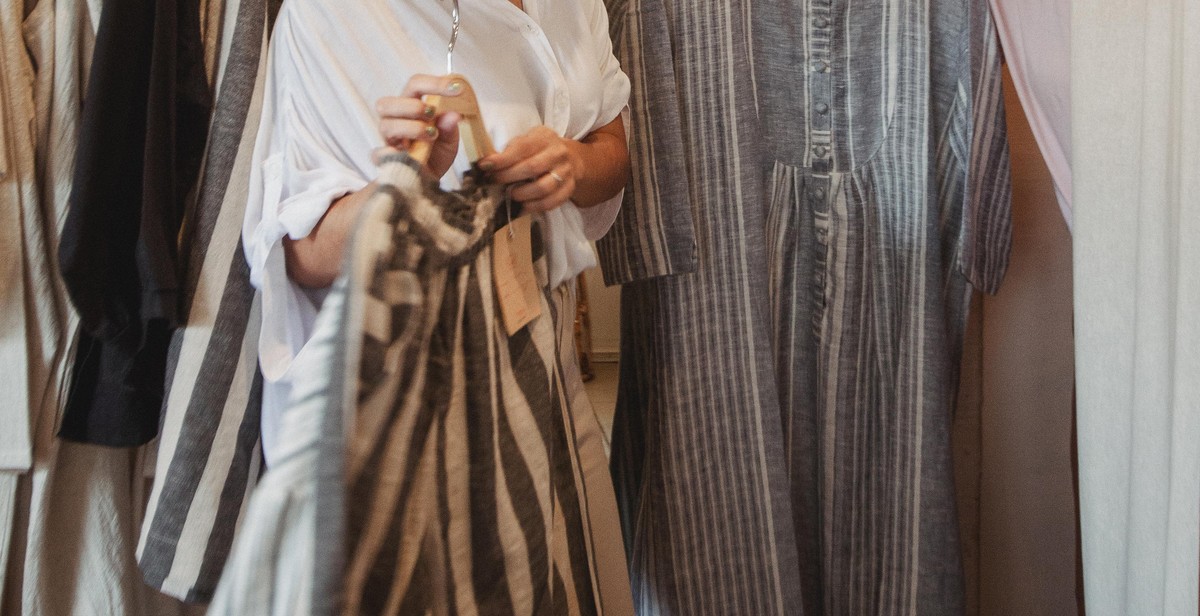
[807,0,834,196]
[808,0,835,330]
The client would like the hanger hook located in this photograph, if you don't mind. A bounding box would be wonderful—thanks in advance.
[446,0,460,74]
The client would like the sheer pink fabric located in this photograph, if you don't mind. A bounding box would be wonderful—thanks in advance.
[990,0,1072,228]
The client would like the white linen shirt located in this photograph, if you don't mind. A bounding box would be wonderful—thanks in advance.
[244,0,630,464]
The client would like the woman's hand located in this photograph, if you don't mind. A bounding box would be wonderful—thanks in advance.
[480,126,582,213]
[480,116,628,213]
[375,75,465,178]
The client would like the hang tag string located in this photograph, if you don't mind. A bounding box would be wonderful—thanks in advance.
[504,185,516,238]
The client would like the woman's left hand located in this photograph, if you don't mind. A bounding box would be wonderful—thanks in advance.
[480,126,582,213]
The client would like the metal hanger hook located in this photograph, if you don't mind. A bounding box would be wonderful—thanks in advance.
[446,0,461,74]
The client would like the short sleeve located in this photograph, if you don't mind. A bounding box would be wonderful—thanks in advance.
[242,12,370,381]
[574,0,631,241]
[588,0,631,130]
[954,1,1012,294]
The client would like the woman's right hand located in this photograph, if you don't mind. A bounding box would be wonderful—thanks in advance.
[375,74,465,178]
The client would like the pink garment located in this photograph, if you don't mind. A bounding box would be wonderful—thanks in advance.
[990,0,1073,229]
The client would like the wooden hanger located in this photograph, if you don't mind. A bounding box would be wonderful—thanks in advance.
[407,74,496,167]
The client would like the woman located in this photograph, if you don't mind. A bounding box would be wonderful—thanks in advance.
[230,0,634,613]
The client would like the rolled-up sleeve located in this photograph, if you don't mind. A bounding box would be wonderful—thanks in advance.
[243,18,369,381]
[575,0,632,241]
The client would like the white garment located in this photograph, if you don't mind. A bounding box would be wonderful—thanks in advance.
[1073,2,1200,615]
[990,0,1072,228]
[244,0,630,464]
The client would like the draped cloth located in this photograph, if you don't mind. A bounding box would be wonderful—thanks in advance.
[602,0,1011,614]
[1,1,201,613]
[211,153,633,615]
[137,0,271,602]
[1072,2,1200,614]
[989,0,1072,227]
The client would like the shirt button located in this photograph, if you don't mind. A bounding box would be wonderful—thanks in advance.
[814,17,830,28]
[811,188,827,200]
[812,145,828,158]
[815,102,829,115]
[812,60,830,73]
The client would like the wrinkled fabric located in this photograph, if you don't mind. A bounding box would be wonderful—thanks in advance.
[137,0,269,603]
[1073,2,1200,614]
[57,0,212,446]
[244,0,630,466]
[603,0,1011,614]
[213,154,633,615]
[2,2,203,611]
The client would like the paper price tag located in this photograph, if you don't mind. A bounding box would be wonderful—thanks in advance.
[492,216,541,335]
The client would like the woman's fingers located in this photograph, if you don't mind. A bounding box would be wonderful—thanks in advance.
[511,164,575,212]
[379,118,440,146]
[488,145,568,184]
[479,126,560,173]
[399,75,466,99]
[375,96,432,120]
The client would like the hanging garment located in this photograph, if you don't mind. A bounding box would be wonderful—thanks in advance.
[2,1,203,614]
[1,0,90,607]
[1,0,49,599]
[601,1,806,613]
[602,0,1012,614]
[241,0,630,466]
[56,0,212,446]
[989,0,1071,227]
[211,152,634,615]
[137,0,271,603]
[1073,2,1200,614]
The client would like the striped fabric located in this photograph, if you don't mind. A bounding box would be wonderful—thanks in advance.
[337,154,617,615]
[603,0,1011,614]
[595,0,697,284]
[211,153,633,615]
[137,0,269,602]
[604,1,807,614]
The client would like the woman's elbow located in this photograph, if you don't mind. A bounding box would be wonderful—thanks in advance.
[284,235,339,289]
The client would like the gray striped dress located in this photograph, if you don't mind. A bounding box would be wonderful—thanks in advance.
[601,0,1011,614]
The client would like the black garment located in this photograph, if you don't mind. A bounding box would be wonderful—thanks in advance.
[58,0,212,446]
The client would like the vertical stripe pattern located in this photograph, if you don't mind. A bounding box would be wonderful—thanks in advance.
[212,152,633,615]
[339,155,611,615]
[605,0,807,614]
[604,0,1011,614]
[137,0,268,602]
[595,0,698,284]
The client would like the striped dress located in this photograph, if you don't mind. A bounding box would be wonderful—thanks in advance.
[600,0,1011,614]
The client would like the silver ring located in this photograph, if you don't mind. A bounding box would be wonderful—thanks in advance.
[548,171,565,185]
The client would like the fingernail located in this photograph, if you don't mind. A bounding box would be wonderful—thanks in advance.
[446,81,464,95]
[424,125,438,139]
[478,160,495,171]
[422,105,436,118]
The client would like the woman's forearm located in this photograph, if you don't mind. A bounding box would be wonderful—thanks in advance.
[565,115,629,208]
[283,182,376,289]
[284,116,628,289]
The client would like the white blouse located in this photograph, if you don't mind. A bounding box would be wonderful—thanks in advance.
[243,0,630,464]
